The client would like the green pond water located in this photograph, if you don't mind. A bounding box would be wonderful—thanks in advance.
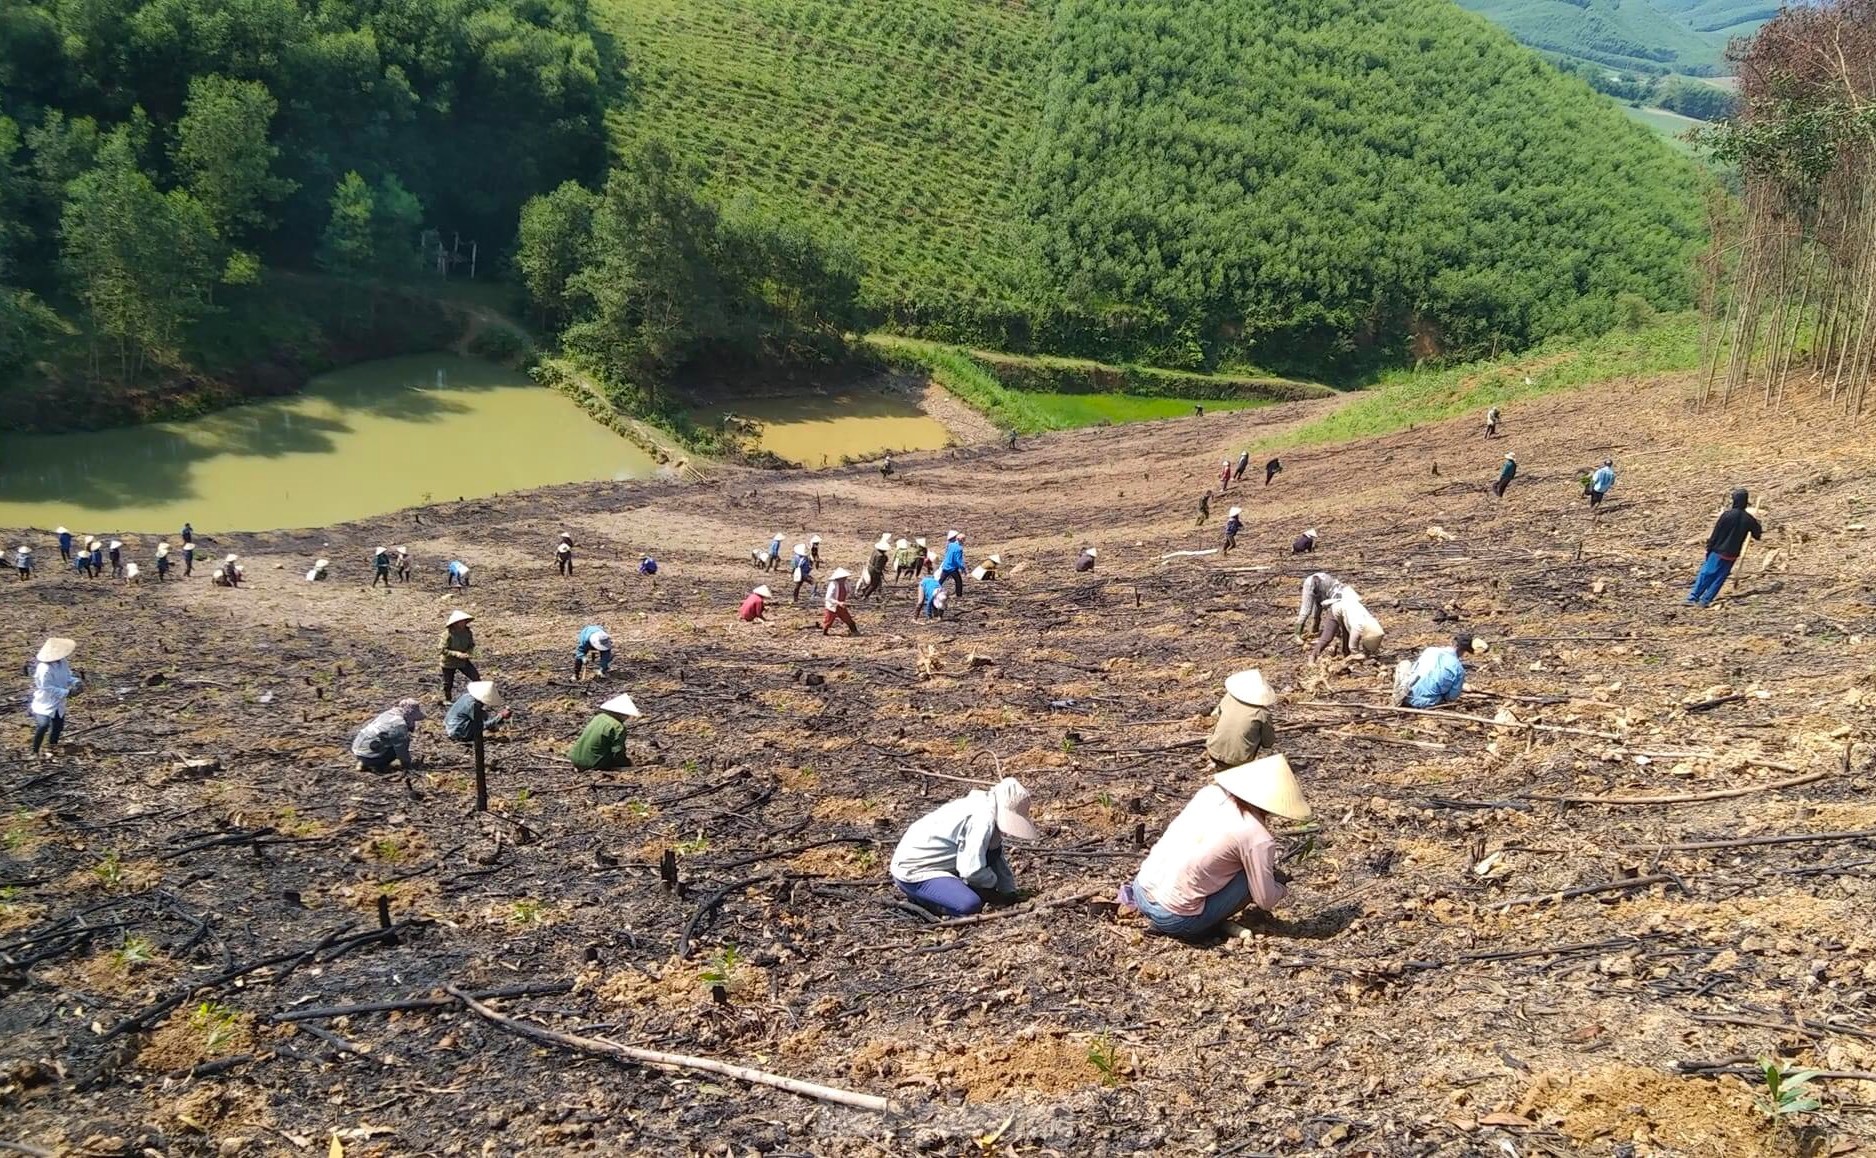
[0,354,659,533]
[692,392,954,468]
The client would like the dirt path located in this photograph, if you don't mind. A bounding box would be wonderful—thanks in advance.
[3,375,1875,1156]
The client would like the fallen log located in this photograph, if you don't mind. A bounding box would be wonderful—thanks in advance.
[445,985,893,1114]
[1623,827,1876,853]
[272,980,573,1023]
[1527,768,1829,805]
[1295,700,1623,741]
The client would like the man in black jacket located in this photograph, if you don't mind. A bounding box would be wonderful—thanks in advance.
[1686,488,1763,607]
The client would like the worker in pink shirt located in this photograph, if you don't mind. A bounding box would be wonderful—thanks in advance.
[1120,754,1310,939]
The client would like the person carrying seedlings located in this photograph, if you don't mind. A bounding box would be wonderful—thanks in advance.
[446,560,470,588]
[574,625,614,680]
[154,542,171,581]
[1218,459,1233,495]
[940,531,966,599]
[1485,406,1500,439]
[1311,589,1385,662]
[395,545,411,583]
[821,567,858,635]
[350,698,425,772]
[29,637,82,758]
[1197,493,1210,525]
[107,540,123,578]
[86,538,104,578]
[1074,546,1098,573]
[861,533,891,598]
[1492,453,1517,498]
[306,558,330,582]
[444,680,508,742]
[972,553,1001,582]
[890,777,1039,917]
[1207,669,1277,768]
[1393,633,1488,708]
[440,609,479,700]
[1686,487,1764,608]
[372,546,392,587]
[56,527,72,563]
[892,537,918,581]
[790,542,814,601]
[1222,507,1243,552]
[181,539,196,578]
[739,584,774,622]
[1121,754,1308,940]
[1586,459,1616,512]
[567,692,641,771]
[1264,457,1284,486]
[767,532,785,572]
[638,554,658,576]
[14,545,32,580]
[1234,450,1251,482]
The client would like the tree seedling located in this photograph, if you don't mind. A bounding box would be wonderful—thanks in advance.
[92,853,127,890]
[1086,1033,1125,1086]
[113,936,157,971]
[192,1001,242,1052]
[1756,1056,1822,1123]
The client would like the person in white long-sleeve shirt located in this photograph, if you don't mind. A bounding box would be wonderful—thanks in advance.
[28,637,82,758]
[890,777,1040,916]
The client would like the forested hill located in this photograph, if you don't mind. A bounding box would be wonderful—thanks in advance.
[608,0,1709,376]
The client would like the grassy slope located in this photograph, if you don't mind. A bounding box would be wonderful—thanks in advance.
[1455,0,1726,71]
[1621,103,1708,152]
[600,0,1046,315]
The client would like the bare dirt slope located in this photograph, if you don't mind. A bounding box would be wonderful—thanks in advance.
[4,371,1876,1157]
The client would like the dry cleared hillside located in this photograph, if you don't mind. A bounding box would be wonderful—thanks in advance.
[4,370,1876,1156]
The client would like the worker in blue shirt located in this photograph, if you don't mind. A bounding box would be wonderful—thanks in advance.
[1393,634,1488,708]
[574,625,614,680]
[939,531,966,599]
[56,527,73,563]
[767,533,784,572]
[1586,459,1616,512]
[1222,506,1243,553]
[790,542,814,601]
[446,560,470,588]
[917,574,945,620]
[1492,453,1517,498]
[638,554,658,576]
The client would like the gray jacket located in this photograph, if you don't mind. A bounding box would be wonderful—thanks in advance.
[351,709,413,765]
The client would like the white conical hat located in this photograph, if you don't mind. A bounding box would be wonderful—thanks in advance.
[225,554,239,563]
[37,637,76,662]
[446,610,473,626]
[876,533,892,550]
[1224,668,1276,707]
[1227,507,1242,517]
[895,538,909,549]
[155,542,169,555]
[375,546,389,554]
[1215,754,1310,821]
[915,537,927,547]
[17,545,30,554]
[1305,529,1318,538]
[829,567,851,581]
[314,558,329,568]
[752,585,773,599]
[794,543,807,555]
[1084,547,1098,557]
[600,693,641,718]
[55,527,68,535]
[988,554,1001,565]
[467,680,503,708]
[560,532,572,540]
[108,540,121,550]
[395,545,407,554]
[811,535,821,544]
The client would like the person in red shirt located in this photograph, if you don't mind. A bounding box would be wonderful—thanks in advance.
[739,584,773,622]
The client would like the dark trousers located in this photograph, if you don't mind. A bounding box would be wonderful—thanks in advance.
[1223,533,1237,553]
[1265,468,1278,485]
[31,712,64,753]
[941,568,963,598]
[557,556,572,576]
[397,563,410,582]
[157,561,169,581]
[184,555,194,576]
[373,566,391,587]
[1493,478,1511,497]
[58,546,71,562]
[442,662,481,700]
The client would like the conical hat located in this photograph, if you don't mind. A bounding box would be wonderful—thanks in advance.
[55,527,67,535]
[829,567,851,581]
[1224,669,1275,707]
[1227,507,1242,518]
[108,540,121,550]
[225,554,239,563]
[752,585,773,599]
[446,610,473,626]
[1083,547,1097,557]
[811,535,821,544]
[600,693,641,718]
[794,543,807,555]
[37,637,76,663]
[1215,754,1310,821]
[155,543,169,555]
[467,680,503,708]
[895,538,908,549]
[988,554,1001,565]
[876,533,892,550]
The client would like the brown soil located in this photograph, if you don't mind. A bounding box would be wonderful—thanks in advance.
[3,371,1876,1155]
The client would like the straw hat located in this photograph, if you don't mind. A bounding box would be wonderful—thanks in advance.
[1505,452,1516,461]
[560,532,572,541]
[1224,668,1276,707]
[794,543,807,555]
[988,777,1039,839]
[55,527,68,535]
[811,535,822,544]
[37,637,76,663]
[225,554,239,564]
[1215,754,1310,822]
[108,540,121,550]
[395,545,407,555]
[895,538,909,549]
[1083,547,1098,557]
[375,546,389,555]
[1304,529,1318,539]
[1227,507,1242,518]
[17,545,30,555]
[829,567,851,581]
[446,610,474,626]
[946,530,959,540]
[988,554,1001,565]
[314,558,329,569]
[914,537,927,547]
[876,533,892,550]
[591,630,613,650]
[753,585,773,599]
[467,680,504,709]
[155,542,169,556]
[600,692,642,718]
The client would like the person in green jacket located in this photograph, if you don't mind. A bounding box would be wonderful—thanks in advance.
[568,692,641,771]
[440,609,479,701]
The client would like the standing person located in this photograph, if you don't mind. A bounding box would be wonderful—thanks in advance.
[567,693,641,771]
[443,681,508,742]
[181,539,196,578]
[821,568,858,636]
[939,532,966,599]
[1686,488,1764,608]
[154,542,171,581]
[1197,493,1210,525]
[181,522,194,550]
[1264,457,1284,486]
[1485,406,1500,439]
[739,584,773,622]
[790,542,814,602]
[910,537,931,577]
[1074,546,1098,572]
[1492,453,1517,498]
[862,533,891,599]
[372,546,392,588]
[889,777,1039,917]
[395,545,411,583]
[892,538,917,582]
[1121,754,1309,940]
[1296,571,1349,639]
[1218,459,1233,495]
[1222,507,1243,553]
[28,637,82,758]
[809,535,822,565]
[14,545,33,580]
[446,560,470,589]
[107,540,123,578]
[1234,451,1250,483]
[1393,634,1487,708]
[767,532,785,572]
[555,533,573,576]
[1207,670,1277,768]
[440,610,479,701]
[86,539,104,578]
[916,574,944,620]
[222,554,243,586]
[1292,528,1318,554]
[350,699,425,773]
[574,625,614,680]
[1586,459,1616,513]
[55,527,72,564]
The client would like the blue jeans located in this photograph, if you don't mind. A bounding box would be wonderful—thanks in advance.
[1133,871,1251,939]
[895,875,984,917]
[1687,552,1735,606]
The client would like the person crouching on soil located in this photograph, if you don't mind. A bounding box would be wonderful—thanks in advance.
[1074,546,1097,573]
[446,559,470,588]
[739,584,773,623]
[1121,754,1309,940]
[1208,669,1276,769]
[306,558,330,582]
[890,777,1039,917]
[821,567,858,635]
[444,680,508,742]
[440,610,479,700]
[1292,528,1318,554]
[1310,589,1385,662]
[972,553,1001,582]
[351,698,425,773]
[567,693,640,771]
[574,625,614,680]
[1393,633,1487,707]
[916,574,946,620]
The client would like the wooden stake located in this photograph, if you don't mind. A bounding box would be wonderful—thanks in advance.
[472,703,488,813]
